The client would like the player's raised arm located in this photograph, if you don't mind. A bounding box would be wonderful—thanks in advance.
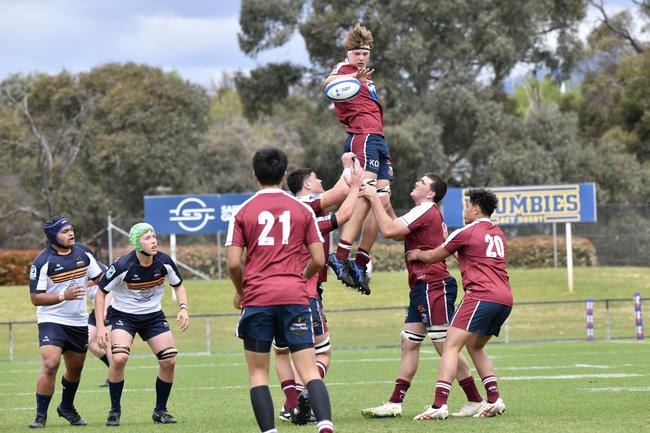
[319,152,358,212]
[360,185,410,240]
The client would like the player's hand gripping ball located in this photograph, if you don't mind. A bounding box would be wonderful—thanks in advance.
[324,76,362,102]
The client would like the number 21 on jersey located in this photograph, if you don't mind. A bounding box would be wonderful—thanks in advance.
[257,211,290,245]
[485,234,504,258]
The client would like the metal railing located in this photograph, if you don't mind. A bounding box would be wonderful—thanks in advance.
[1,297,643,362]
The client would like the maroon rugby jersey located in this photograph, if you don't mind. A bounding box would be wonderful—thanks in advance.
[443,218,513,306]
[330,60,383,135]
[298,193,337,293]
[226,188,323,306]
[400,202,451,288]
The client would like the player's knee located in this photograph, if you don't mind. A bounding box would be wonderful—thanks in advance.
[314,335,331,354]
[42,360,60,376]
[428,325,448,343]
[376,184,391,197]
[110,344,130,365]
[156,346,178,361]
[401,330,425,345]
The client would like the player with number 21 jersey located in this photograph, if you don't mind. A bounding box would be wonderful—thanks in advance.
[226,189,323,307]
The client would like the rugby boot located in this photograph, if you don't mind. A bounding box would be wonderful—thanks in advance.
[414,404,449,420]
[361,402,402,418]
[105,410,121,426]
[450,400,485,417]
[348,260,371,295]
[28,413,47,428]
[279,406,293,422]
[327,253,357,288]
[474,398,506,417]
[56,405,87,425]
[291,390,311,425]
[152,408,177,424]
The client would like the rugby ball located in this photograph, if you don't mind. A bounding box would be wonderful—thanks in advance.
[324,76,362,102]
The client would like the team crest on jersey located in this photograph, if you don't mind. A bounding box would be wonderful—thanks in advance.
[76,256,85,266]
[30,265,37,280]
[289,315,309,336]
[105,265,116,279]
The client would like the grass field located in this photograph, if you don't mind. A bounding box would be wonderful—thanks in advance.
[1,267,649,431]
[1,342,649,432]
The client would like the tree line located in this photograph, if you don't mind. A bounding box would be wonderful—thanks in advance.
[0,0,648,248]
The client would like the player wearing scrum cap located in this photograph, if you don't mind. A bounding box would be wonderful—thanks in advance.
[324,23,396,295]
[95,223,189,426]
[28,216,103,428]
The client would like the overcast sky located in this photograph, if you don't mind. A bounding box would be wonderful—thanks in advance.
[0,0,641,87]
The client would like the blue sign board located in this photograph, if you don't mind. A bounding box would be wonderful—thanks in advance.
[442,183,597,227]
[144,193,253,235]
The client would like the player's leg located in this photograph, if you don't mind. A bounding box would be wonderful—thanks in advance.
[428,278,484,416]
[147,328,178,424]
[105,328,134,426]
[274,345,300,421]
[88,314,110,387]
[246,348,276,432]
[30,327,63,429]
[330,133,377,290]
[312,296,331,381]
[239,306,277,432]
[414,295,478,421]
[57,348,88,425]
[414,326,473,421]
[465,302,511,417]
[292,348,334,433]
[349,208,376,294]
[280,305,333,433]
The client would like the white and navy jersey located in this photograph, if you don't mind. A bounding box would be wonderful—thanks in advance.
[87,262,108,303]
[98,251,183,315]
[29,243,103,326]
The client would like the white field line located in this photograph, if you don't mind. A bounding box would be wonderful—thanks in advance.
[2,372,648,398]
[2,360,643,376]
[579,386,650,392]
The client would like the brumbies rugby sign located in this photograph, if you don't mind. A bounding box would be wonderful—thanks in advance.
[443,183,597,227]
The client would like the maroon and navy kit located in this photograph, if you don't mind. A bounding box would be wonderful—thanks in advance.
[330,60,393,181]
[443,219,513,306]
[330,60,383,135]
[400,202,458,328]
[443,218,513,336]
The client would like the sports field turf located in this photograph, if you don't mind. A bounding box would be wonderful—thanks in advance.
[1,267,648,431]
[1,341,648,432]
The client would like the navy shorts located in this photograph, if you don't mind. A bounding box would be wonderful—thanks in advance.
[109,309,170,341]
[310,297,328,337]
[405,277,458,327]
[37,323,88,353]
[88,306,113,327]
[450,298,512,336]
[237,304,314,351]
[344,133,394,181]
